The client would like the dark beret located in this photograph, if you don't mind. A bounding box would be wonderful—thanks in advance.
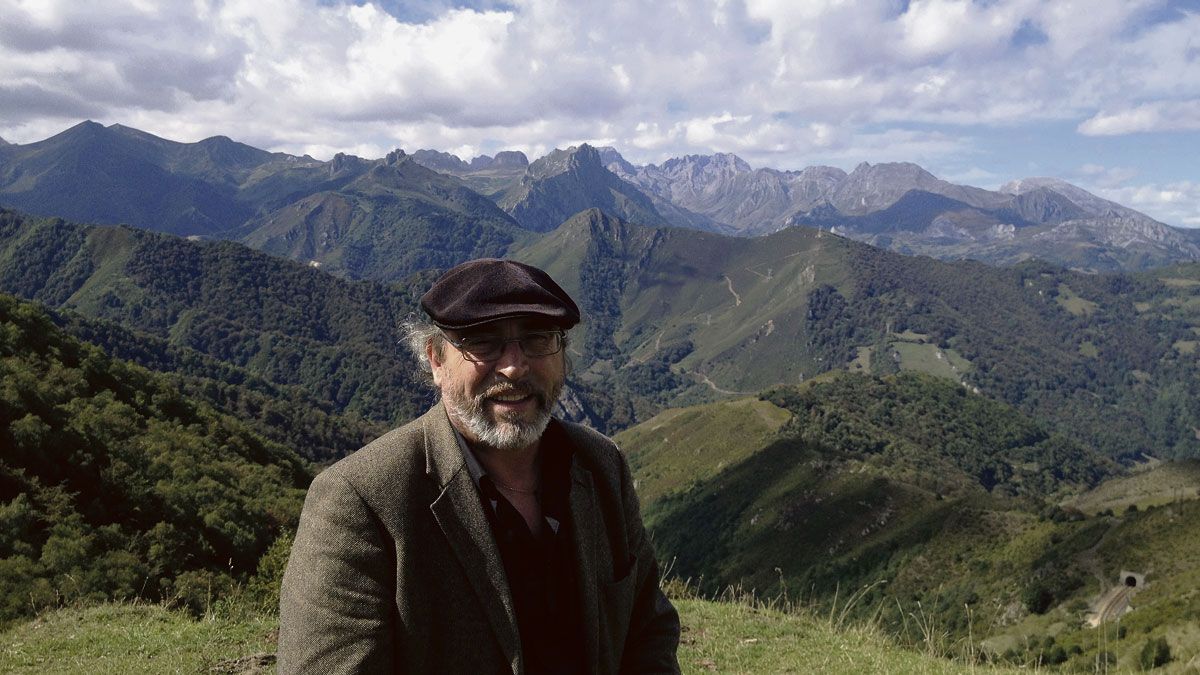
[420,258,580,329]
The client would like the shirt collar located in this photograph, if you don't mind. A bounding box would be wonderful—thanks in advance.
[449,419,488,489]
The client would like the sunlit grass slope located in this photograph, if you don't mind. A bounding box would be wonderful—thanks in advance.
[0,599,1025,675]
[0,604,278,674]
[1063,459,1200,515]
[616,396,792,504]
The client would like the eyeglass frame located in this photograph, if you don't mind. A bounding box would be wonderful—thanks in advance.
[440,329,566,363]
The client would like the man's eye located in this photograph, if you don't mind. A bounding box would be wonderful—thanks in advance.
[523,334,550,346]
[461,337,502,351]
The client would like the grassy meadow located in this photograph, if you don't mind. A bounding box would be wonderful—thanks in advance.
[0,595,1039,675]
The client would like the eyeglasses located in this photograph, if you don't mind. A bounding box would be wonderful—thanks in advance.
[443,330,565,363]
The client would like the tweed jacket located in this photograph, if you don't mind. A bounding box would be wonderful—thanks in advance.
[278,402,681,674]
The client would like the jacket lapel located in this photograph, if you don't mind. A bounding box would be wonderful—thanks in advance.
[423,404,522,674]
[569,461,602,675]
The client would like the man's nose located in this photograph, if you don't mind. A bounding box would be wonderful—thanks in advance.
[494,340,530,379]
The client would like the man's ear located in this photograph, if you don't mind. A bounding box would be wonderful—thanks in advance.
[427,339,444,386]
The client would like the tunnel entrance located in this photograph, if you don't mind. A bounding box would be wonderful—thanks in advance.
[1119,570,1145,589]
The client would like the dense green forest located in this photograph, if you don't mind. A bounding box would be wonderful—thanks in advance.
[59,313,385,462]
[0,294,311,628]
[0,209,436,430]
[764,372,1117,497]
[800,249,1200,461]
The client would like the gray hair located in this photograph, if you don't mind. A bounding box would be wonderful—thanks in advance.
[400,315,446,387]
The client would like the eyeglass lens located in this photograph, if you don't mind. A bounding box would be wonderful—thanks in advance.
[456,332,562,361]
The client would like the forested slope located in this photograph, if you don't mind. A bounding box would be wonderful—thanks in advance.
[0,209,434,429]
[0,294,311,628]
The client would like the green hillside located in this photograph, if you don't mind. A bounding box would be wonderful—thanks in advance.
[517,209,1200,459]
[0,209,433,428]
[58,311,385,462]
[620,379,1200,670]
[1063,459,1200,516]
[6,204,1199,458]
[237,152,531,282]
[0,294,311,628]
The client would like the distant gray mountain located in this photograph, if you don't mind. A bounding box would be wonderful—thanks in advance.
[1001,177,1149,221]
[612,151,844,235]
[411,149,532,175]
[411,149,469,173]
[0,136,9,146]
[605,150,1198,271]
[490,150,530,169]
[498,144,679,232]
[827,161,1009,215]
[598,148,731,233]
[787,173,1200,271]
[410,149,530,197]
[597,146,637,175]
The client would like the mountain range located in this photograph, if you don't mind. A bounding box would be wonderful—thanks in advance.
[2,121,1198,275]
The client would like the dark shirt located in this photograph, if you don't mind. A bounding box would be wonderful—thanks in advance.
[458,422,586,675]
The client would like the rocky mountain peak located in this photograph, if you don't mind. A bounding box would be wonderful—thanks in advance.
[1002,177,1161,225]
[412,149,469,174]
[847,161,938,182]
[831,161,948,215]
[492,150,529,168]
[658,153,751,176]
[598,147,636,176]
[384,148,408,166]
[569,143,601,167]
[788,165,849,182]
[999,177,1072,195]
[711,152,752,172]
[467,150,529,171]
[526,144,605,180]
[53,120,107,145]
[329,152,369,177]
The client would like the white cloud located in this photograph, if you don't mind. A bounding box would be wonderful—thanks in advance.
[1078,163,1140,188]
[1096,181,1200,228]
[0,0,1195,183]
[1078,100,1200,135]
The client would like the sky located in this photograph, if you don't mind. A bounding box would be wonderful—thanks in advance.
[0,0,1198,226]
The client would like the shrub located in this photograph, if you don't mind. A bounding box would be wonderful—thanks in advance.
[1139,637,1171,670]
[243,531,294,614]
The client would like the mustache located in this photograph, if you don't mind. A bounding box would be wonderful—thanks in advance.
[477,381,542,401]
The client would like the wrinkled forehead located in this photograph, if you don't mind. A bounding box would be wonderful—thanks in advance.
[446,316,562,339]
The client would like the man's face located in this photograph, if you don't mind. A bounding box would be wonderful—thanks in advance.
[429,317,566,452]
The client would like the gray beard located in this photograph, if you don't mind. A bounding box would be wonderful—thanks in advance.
[446,379,560,451]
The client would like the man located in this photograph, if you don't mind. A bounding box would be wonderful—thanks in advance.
[279,258,681,674]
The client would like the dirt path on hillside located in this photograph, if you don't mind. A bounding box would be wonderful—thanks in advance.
[630,332,664,365]
[723,275,742,306]
[691,370,753,396]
